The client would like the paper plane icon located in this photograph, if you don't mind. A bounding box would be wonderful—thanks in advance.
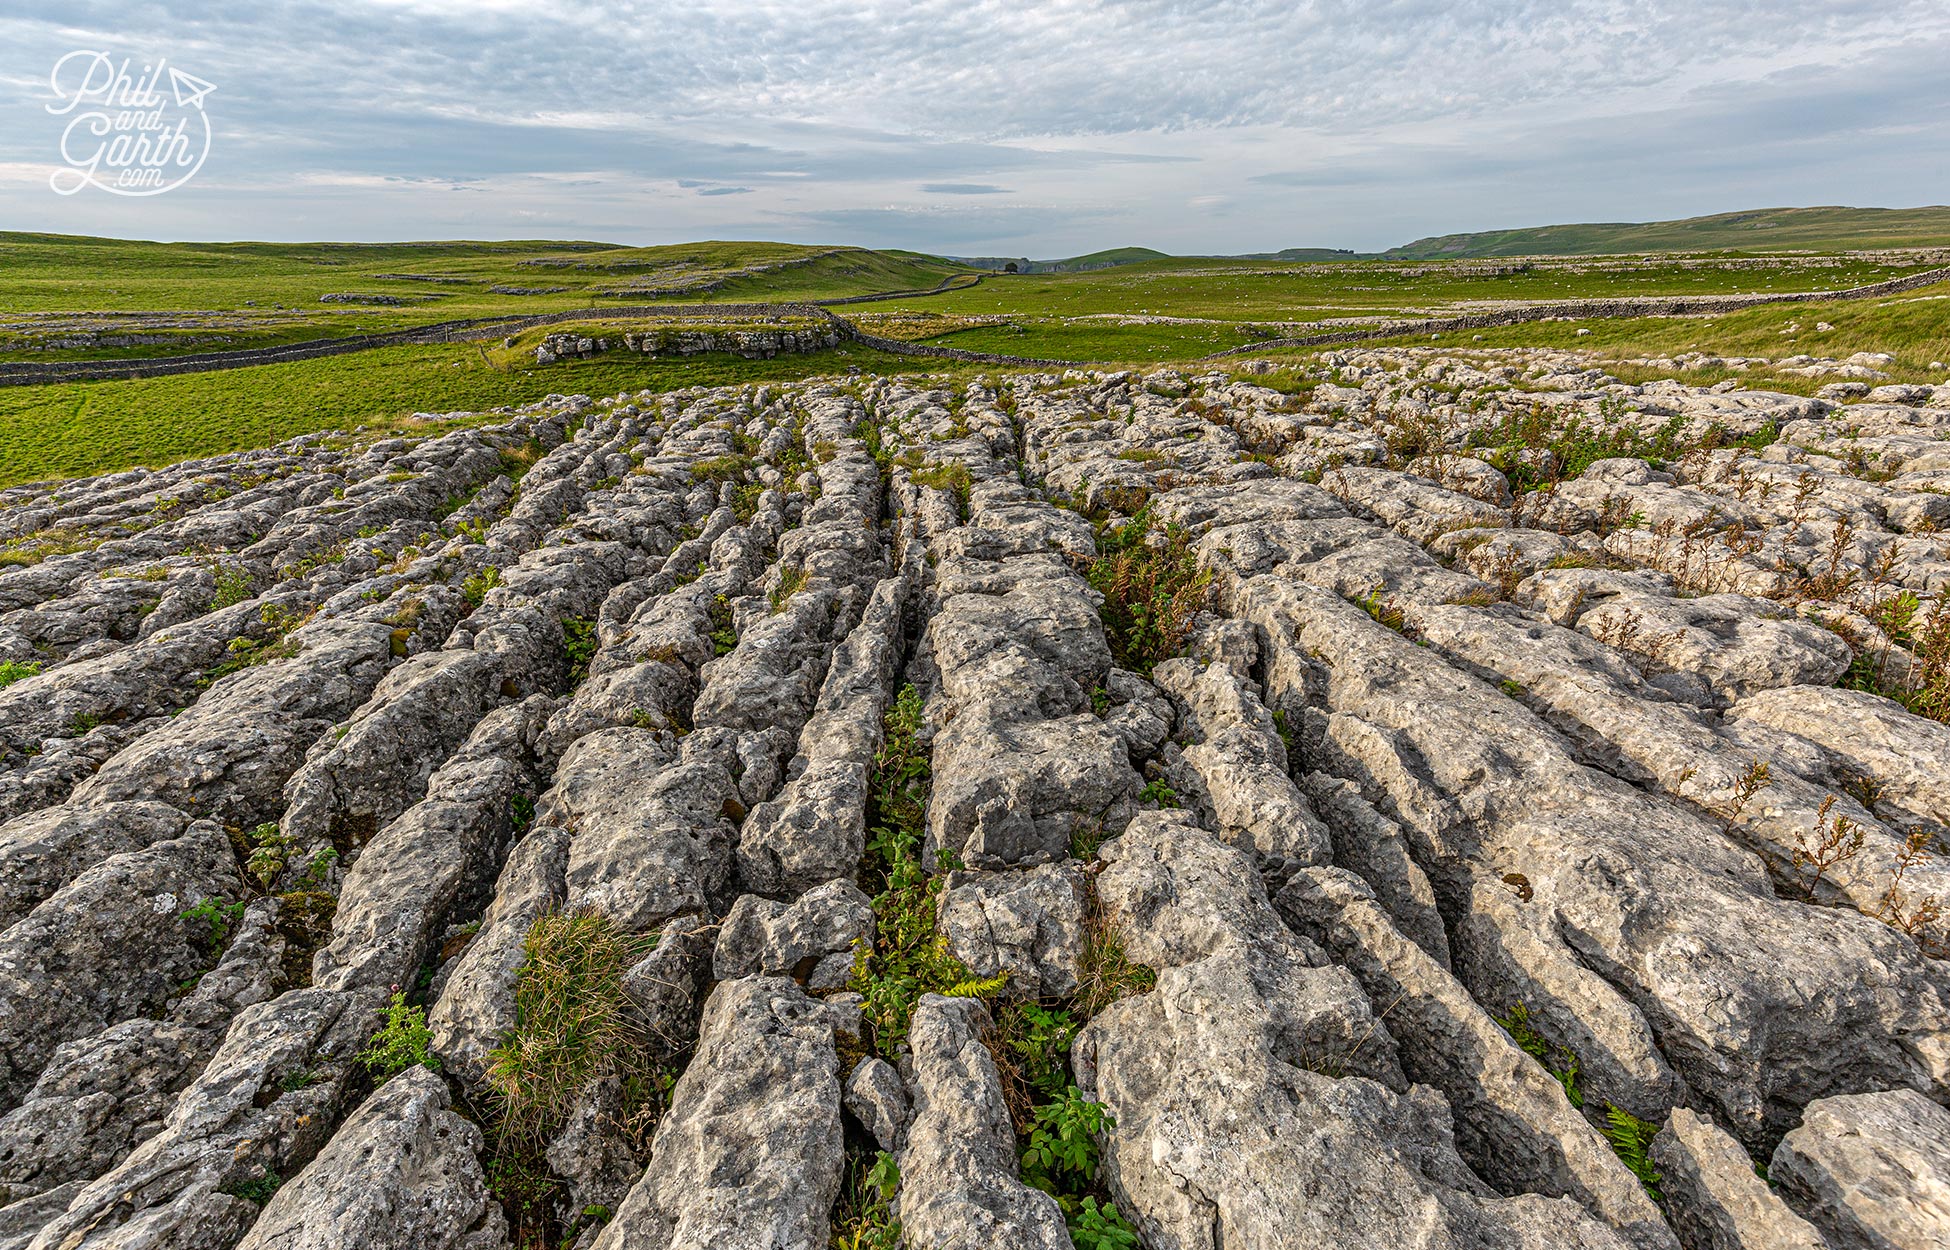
[168,67,216,110]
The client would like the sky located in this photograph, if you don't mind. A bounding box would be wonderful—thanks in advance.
[1,1,1946,256]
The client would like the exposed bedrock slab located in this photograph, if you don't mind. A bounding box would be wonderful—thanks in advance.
[1653,1107,1828,1250]
[1231,574,1950,1147]
[278,647,503,856]
[0,820,244,1110]
[68,619,400,827]
[935,862,1085,999]
[1728,684,1950,835]
[234,1066,508,1250]
[311,697,551,995]
[927,700,1139,869]
[591,977,843,1250]
[25,986,373,1250]
[1152,654,1332,870]
[896,994,1071,1250]
[1279,866,1676,1250]
[1075,813,1632,1250]
[0,799,193,930]
[1769,1089,1950,1250]
[0,898,282,1203]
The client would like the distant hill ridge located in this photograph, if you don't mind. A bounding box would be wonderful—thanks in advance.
[1379,205,1950,258]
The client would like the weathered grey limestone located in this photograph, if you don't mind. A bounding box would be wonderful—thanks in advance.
[1233,576,1950,1147]
[1729,684,1950,835]
[711,877,873,985]
[1152,654,1332,869]
[896,994,1071,1250]
[311,697,551,995]
[591,977,843,1250]
[69,618,400,826]
[0,821,244,1110]
[928,700,1138,868]
[844,1057,907,1153]
[737,561,914,899]
[234,1067,508,1250]
[1302,770,1450,967]
[0,898,282,1203]
[278,647,503,857]
[1653,1107,1827,1250]
[1278,866,1676,1250]
[621,915,717,1051]
[26,987,372,1250]
[1574,593,1852,703]
[0,800,193,930]
[934,863,1085,999]
[1769,1089,1950,1250]
[1075,814,1631,1250]
[539,725,764,932]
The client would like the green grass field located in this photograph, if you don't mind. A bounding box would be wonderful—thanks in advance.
[0,340,952,488]
[2,225,1947,487]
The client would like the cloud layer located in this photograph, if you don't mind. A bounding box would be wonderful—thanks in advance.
[1,1,1945,253]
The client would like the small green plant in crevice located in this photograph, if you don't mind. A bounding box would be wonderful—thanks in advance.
[909,459,973,523]
[1352,586,1410,634]
[1019,1084,1111,1196]
[220,1171,283,1206]
[850,683,1003,1056]
[1075,886,1156,1021]
[1493,1002,1584,1109]
[359,991,438,1080]
[0,660,41,689]
[731,481,765,522]
[830,1150,902,1250]
[280,1067,319,1092]
[1601,1105,1664,1200]
[1069,1196,1142,1250]
[770,565,809,613]
[209,562,254,609]
[181,895,245,952]
[244,822,298,890]
[561,615,597,686]
[1136,778,1179,809]
[475,910,672,1248]
[462,564,502,609]
[994,1000,1078,1107]
[691,453,755,485]
[1084,508,1211,676]
[707,594,739,657]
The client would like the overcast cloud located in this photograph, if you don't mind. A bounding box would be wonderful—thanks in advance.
[1,1,1945,253]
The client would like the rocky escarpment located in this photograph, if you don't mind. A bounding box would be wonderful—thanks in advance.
[1,349,1947,1250]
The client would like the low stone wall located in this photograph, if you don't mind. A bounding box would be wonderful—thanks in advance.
[4,262,1942,386]
[536,325,842,362]
[1200,264,1950,359]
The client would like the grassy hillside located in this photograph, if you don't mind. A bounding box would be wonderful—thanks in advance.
[0,234,965,318]
[951,247,1170,273]
[1384,206,1950,258]
[0,235,971,362]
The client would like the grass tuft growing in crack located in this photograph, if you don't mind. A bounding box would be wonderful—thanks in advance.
[483,909,665,1247]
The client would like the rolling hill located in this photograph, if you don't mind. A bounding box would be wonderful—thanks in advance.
[1381,206,1950,258]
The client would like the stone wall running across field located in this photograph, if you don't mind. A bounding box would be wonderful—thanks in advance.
[1,263,1944,386]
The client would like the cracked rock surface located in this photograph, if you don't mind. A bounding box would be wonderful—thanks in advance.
[2,354,1947,1249]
